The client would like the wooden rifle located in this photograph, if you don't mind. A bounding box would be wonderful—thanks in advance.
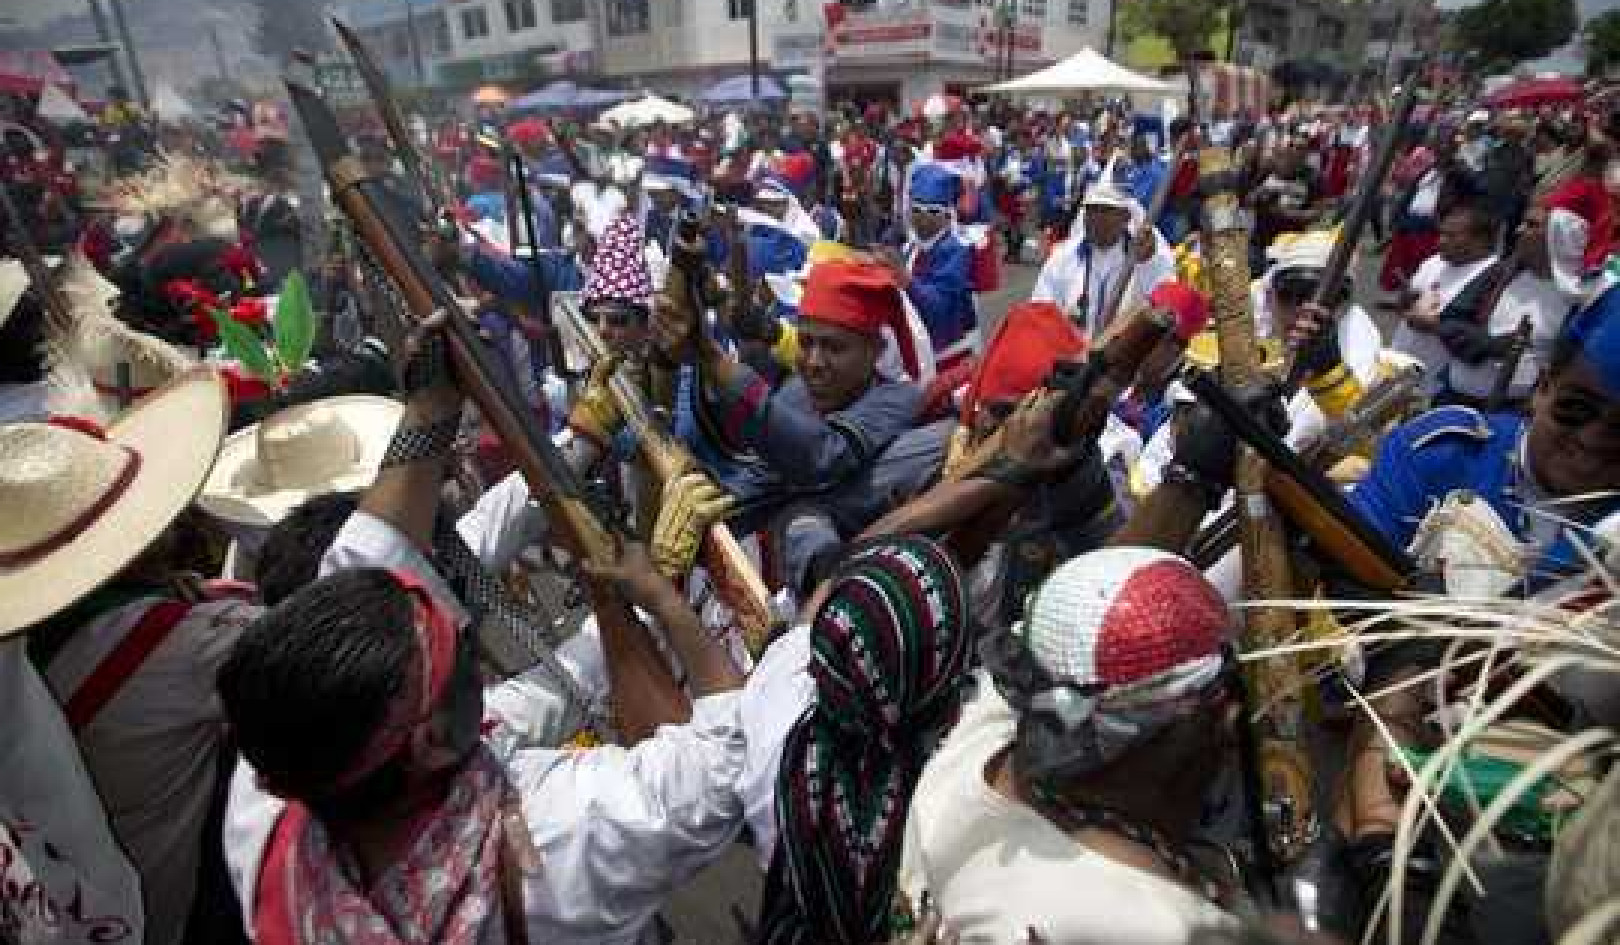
[0,180,70,332]
[1189,362,1427,570]
[1487,317,1535,411]
[287,81,690,742]
[1284,81,1422,389]
[503,147,570,375]
[560,303,777,655]
[332,18,456,225]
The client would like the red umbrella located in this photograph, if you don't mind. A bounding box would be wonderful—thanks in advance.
[1485,76,1585,109]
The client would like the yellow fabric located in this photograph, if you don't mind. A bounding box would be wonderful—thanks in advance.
[1304,362,1363,420]
[1183,332,1285,373]
[808,240,859,265]
[1173,239,1208,295]
[772,321,800,370]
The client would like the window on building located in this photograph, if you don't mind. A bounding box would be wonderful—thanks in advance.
[1066,0,1087,25]
[429,12,452,54]
[1369,17,1395,42]
[503,0,536,31]
[605,0,650,35]
[728,0,753,19]
[460,6,490,40]
[390,25,411,60]
[551,0,586,23]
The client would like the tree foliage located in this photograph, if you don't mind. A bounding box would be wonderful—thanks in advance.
[1452,0,1578,72]
[1119,0,1234,60]
[1587,10,1620,77]
[245,0,333,62]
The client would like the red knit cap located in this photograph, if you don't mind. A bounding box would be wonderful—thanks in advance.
[801,260,920,378]
[935,129,983,162]
[961,301,1087,423]
[506,117,551,149]
[1147,281,1211,342]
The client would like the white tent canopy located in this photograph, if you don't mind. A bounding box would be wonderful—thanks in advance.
[982,47,1174,96]
[36,84,88,123]
[597,94,695,128]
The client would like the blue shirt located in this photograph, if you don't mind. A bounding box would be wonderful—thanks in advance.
[906,230,976,359]
[1349,406,1620,579]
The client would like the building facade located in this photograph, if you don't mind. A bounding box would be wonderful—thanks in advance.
[437,0,598,90]
[336,0,455,88]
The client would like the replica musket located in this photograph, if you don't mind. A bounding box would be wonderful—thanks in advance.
[287,81,690,742]
[1283,81,1422,389]
[560,303,777,656]
[0,180,71,324]
[332,17,457,224]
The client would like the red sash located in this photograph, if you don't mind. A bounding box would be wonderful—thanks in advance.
[64,600,191,732]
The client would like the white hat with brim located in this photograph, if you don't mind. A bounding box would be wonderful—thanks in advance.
[1082,182,1138,212]
[0,259,25,329]
[197,394,404,529]
[0,366,229,635]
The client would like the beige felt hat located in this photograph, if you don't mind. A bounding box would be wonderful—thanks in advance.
[0,366,229,635]
[197,395,404,528]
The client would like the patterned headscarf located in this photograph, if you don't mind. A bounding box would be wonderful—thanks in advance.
[582,214,653,308]
[990,547,1233,783]
[759,536,971,945]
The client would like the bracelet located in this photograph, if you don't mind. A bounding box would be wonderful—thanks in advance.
[1162,461,1224,506]
[381,415,461,468]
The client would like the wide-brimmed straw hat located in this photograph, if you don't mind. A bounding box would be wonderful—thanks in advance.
[0,366,229,635]
[197,395,403,528]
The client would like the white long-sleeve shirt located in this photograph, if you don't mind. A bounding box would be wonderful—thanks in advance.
[223,690,748,944]
[1032,229,1177,337]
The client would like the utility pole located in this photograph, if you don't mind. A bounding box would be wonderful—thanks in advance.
[104,0,149,108]
[1105,0,1119,59]
[83,0,133,100]
[1226,0,1244,64]
[207,17,230,84]
[748,0,762,101]
[405,0,426,88]
[1379,0,1412,93]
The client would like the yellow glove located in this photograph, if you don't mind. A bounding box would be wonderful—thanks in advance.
[650,471,737,581]
[566,355,624,448]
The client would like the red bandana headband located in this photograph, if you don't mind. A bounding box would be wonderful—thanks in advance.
[332,570,462,791]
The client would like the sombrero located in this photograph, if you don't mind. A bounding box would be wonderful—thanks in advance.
[197,395,403,528]
[0,366,228,635]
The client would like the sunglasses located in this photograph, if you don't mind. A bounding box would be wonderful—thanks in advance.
[586,303,649,328]
[1272,270,1322,306]
[911,204,951,217]
[1547,392,1620,439]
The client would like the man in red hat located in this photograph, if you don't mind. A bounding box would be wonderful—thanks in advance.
[656,259,936,594]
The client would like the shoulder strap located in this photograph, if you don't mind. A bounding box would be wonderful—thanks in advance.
[1440,261,1508,325]
[63,600,191,732]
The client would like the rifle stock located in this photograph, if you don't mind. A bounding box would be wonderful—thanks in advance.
[562,305,777,655]
[288,81,689,741]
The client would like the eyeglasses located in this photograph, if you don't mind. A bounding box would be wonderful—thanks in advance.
[911,204,951,217]
[587,303,649,328]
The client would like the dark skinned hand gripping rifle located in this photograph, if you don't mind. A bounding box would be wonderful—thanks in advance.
[287,81,691,743]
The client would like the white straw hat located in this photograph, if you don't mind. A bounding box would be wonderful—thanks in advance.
[0,258,25,328]
[0,366,229,635]
[197,395,403,528]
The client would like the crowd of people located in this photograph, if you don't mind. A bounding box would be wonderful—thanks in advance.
[6,68,1620,945]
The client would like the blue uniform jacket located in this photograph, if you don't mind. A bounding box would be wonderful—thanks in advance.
[907,231,976,356]
[1349,406,1620,577]
[466,244,584,304]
